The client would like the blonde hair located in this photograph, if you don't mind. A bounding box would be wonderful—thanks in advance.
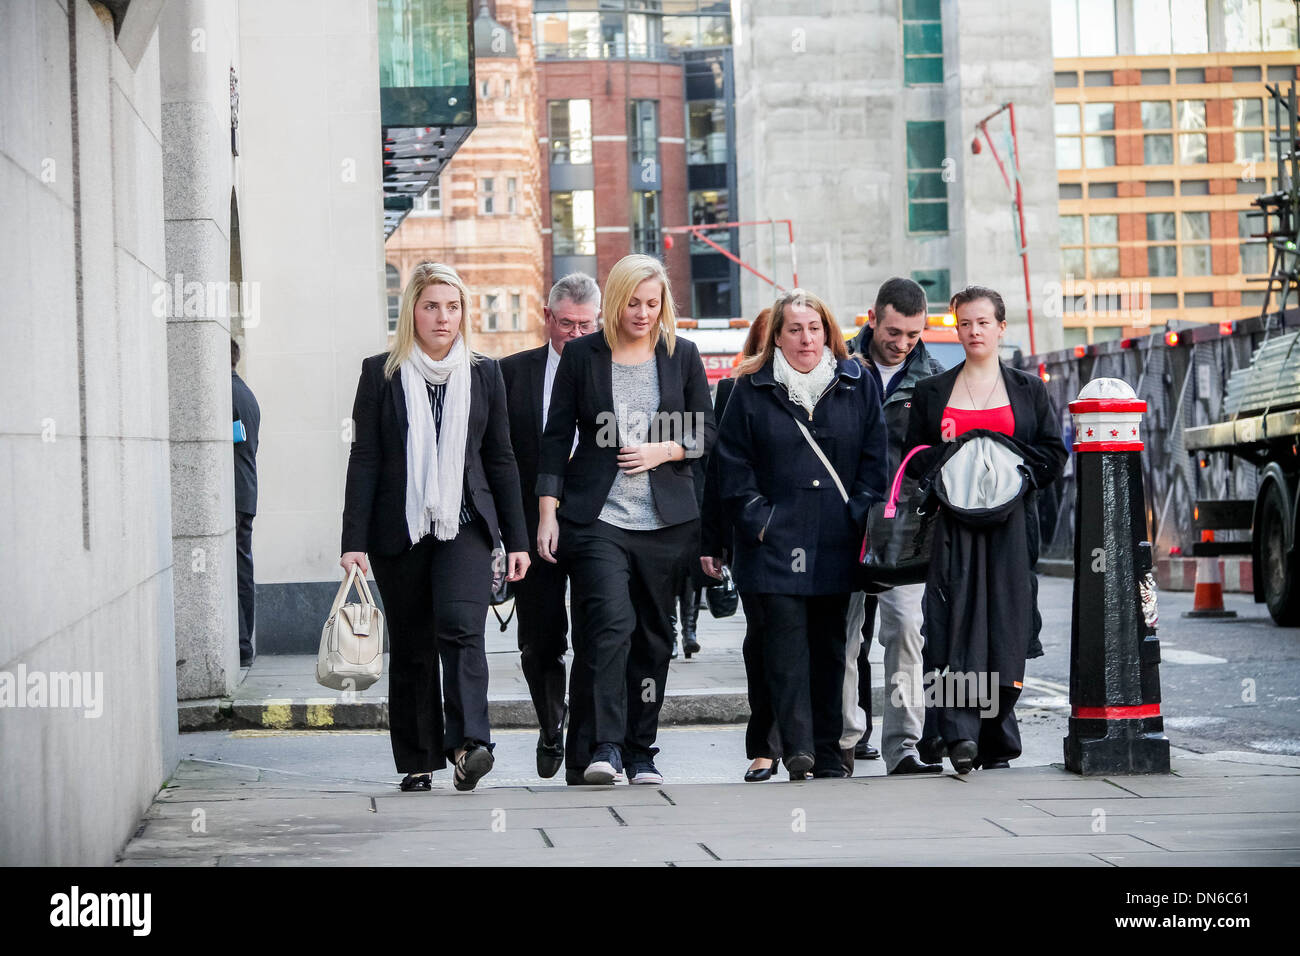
[601,254,677,356]
[384,262,479,379]
[737,288,847,377]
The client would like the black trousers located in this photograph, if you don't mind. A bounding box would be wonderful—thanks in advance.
[740,590,781,760]
[236,511,255,659]
[934,685,1023,765]
[370,520,494,773]
[858,593,876,740]
[513,544,570,745]
[757,593,850,772]
[563,517,695,762]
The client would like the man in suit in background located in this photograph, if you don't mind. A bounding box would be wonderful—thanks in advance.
[231,338,261,668]
[500,274,600,780]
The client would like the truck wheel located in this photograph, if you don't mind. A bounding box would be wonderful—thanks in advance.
[1258,483,1300,626]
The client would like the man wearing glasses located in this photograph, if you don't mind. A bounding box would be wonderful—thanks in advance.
[500,274,601,782]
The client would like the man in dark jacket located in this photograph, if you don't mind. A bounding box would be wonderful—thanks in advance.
[499,274,600,781]
[842,278,945,775]
[232,339,261,668]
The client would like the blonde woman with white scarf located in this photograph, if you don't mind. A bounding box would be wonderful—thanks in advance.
[341,263,530,792]
[713,289,889,779]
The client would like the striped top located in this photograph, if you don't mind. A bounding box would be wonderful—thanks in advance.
[426,381,479,528]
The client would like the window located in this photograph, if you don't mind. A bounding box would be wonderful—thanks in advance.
[906,121,948,233]
[484,292,500,332]
[1239,209,1268,274]
[551,190,596,256]
[688,100,728,165]
[689,188,730,252]
[1182,211,1210,241]
[480,177,495,215]
[1055,103,1082,169]
[1182,245,1212,276]
[549,100,593,165]
[1140,100,1174,164]
[1060,214,1085,276]
[693,280,732,319]
[534,11,602,58]
[1146,212,1176,242]
[1052,0,1117,56]
[413,179,441,214]
[903,0,943,86]
[507,177,517,215]
[386,263,401,334]
[1089,214,1119,278]
[628,99,659,178]
[511,293,522,331]
[1132,0,1208,54]
[1177,100,1206,164]
[631,191,660,256]
[503,79,511,98]
[1235,97,1267,164]
[1226,0,1300,51]
[480,78,491,99]
[1148,246,1178,276]
[911,269,950,306]
[1084,103,1116,167]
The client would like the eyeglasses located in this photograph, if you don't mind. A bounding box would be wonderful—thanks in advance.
[556,320,597,333]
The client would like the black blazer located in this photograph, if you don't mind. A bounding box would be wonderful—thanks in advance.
[341,352,528,558]
[499,343,549,543]
[536,331,715,527]
[903,361,1068,490]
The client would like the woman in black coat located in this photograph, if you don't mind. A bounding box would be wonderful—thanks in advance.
[701,308,783,781]
[903,285,1067,774]
[536,254,715,786]
[341,262,530,792]
[714,290,888,778]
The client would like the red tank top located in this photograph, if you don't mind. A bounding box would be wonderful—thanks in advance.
[942,404,1015,437]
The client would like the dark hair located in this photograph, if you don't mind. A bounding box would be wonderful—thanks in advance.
[873,276,928,319]
[741,308,771,359]
[950,285,1006,324]
[231,338,240,368]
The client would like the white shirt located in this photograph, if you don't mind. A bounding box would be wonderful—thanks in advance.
[542,341,562,428]
[876,358,904,394]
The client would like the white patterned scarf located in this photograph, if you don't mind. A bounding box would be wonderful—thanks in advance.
[774,345,837,417]
[401,336,470,543]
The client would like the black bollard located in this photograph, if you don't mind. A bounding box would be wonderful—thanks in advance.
[1064,378,1170,775]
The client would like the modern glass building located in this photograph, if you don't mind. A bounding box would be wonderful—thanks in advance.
[380,0,478,236]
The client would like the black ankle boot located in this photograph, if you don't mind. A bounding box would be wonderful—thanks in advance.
[681,587,701,659]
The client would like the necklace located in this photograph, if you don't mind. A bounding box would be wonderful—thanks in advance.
[962,368,1001,410]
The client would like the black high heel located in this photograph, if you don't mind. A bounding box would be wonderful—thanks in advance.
[399,772,431,792]
[743,758,777,782]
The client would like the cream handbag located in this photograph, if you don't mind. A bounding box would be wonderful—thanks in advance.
[316,565,385,691]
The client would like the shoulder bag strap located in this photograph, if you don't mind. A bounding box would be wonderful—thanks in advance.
[791,419,849,504]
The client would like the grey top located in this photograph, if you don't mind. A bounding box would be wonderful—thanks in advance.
[598,357,666,531]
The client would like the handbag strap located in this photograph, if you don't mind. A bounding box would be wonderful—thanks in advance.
[884,444,932,518]
[792,419,848,504]
[330,564,378,617]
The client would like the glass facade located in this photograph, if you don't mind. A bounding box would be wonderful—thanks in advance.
[379,0,474,126]
[534,1,730,60]
[903,0,943,86]
[552,190,596,256]
[549,100,593,164]
[906,121,948,233]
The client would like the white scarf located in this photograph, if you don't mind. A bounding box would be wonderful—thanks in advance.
[774,345,837,418]
[401,336,470,543]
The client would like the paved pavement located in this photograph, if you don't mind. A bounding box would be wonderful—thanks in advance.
[119,746,1300,866]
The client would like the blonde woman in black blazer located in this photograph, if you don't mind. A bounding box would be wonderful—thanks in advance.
[536,254,715,786]
[341,262,529,792]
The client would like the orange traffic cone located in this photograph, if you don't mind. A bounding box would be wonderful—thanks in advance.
[1183,531,1237,619]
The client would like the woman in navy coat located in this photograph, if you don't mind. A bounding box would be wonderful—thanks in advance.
[714,290,888,778]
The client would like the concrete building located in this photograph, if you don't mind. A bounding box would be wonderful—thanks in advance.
[1,0,475,863]
[733,0,1065,355]
[1051,0,1300,345]
[386,0,545,358]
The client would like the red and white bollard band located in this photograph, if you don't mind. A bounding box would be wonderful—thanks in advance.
[1069,378,1146,453]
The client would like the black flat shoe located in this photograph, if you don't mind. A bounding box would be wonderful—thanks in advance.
[981,759,1011,769]
[399,773,431,792]
[814,767,849,779]
[743,760,777,782]
[949,740,978,775]
[536,734,564,779]
[889,755,944,775]
[854,740,880,760]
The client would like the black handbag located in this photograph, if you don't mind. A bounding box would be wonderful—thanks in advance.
[704,565,739,618]
[489,545,515,631]
[859,444,937,590]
